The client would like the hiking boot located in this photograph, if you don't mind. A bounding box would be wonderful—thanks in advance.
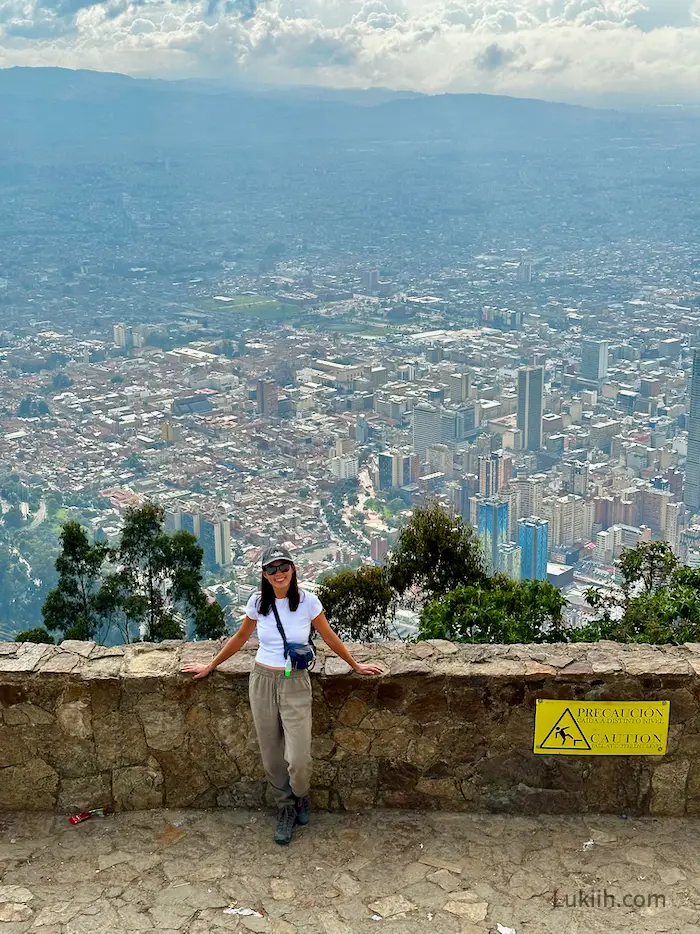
[296,796,311,826]
[274,805,297,846]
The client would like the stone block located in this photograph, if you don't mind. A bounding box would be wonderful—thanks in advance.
[56,698,93,739]
[415,778,461,802]
[0,727,30,767]
[90,680,122,718]
[40,651,82,674]
[57,773,113,812]
[58,641,96,657]
[426,640,458,655]
[81,656,124,680]
[3,702,54,726]
[0,643,52,672]
[151,749,213,807]
[333,727,370,755]
[137,694,186,751]
[337,695,368,727]
[94,712,148,769]
[325,657,353,676]
[403,688,448,723]
[112,759,164,809]
[312,734,337,760]
[0,758,58,809]
[369,729,412,759]
[122,646,180,678]
[650,759,689,816]
[46,736,99,779]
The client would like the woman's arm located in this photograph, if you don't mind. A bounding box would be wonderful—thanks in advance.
[182,616,257,679]
[311,612,383,675]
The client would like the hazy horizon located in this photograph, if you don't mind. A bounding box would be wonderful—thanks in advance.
[1,1,700,107]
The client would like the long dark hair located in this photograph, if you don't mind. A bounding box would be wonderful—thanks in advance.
[258,566,301,616]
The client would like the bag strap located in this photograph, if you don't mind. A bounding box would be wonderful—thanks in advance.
[270,599,313,658]
[270,601,290,660]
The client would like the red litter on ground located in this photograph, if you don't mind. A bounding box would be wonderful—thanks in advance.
[68,808,107,825]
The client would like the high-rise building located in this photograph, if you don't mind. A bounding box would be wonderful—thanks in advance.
[478,498,509,574]
[580,340,609,383]
[427,444,454,479]
[545,495,593,548]
[685,348,700,515]
[377,452,393,492]
[371,537,389,565]
[440,410,458,443]
[113,324,128,348]
[562,460,589,497]
[498,542,522,580]
[377,451,412,490]
[412,403,441,460]
[199,516,232,569]
[517,261,533,283]
[508,475,546,520]
[330,454,359,480]
[363,268,380,291]
[478,450,512,497]
[180,511,201,539]
[517,366,544,452]
[519,517,549,581]
[448,373,471,402]
[256,378,279,417]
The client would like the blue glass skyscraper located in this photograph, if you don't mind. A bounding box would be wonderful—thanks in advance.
[479,498,509,574]
[519,517,549,581]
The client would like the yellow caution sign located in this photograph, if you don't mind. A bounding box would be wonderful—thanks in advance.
[534,700,669,755]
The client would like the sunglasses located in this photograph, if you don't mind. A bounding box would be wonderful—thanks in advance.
[264,562,292,575]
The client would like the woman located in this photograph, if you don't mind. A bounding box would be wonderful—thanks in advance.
[183,544,383,845]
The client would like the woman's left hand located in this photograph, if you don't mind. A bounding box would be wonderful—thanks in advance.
[353,663,384,676]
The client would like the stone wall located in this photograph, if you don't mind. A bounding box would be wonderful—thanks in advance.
[2,638,700,817]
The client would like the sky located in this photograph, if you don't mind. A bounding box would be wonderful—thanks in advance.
[1,0,700,104]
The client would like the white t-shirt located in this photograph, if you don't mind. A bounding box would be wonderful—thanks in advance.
[245,589,323,668]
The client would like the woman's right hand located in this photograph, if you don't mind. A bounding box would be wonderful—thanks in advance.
[182,663,213,680]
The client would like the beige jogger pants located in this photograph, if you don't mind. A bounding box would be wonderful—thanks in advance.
[248,663,313,809]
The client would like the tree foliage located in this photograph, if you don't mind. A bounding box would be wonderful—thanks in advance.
[15,628,55,644]
[387,502,486,605]
[317,566,395,642]
[578,546,700,645]
[35,505,226,645]
[419,577,567,644]
[41,522,112,640]
[117,503,226,642]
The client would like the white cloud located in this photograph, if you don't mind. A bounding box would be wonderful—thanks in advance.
[1,0,700,102]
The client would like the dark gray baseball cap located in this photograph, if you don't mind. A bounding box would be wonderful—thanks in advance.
[261,545,294,567]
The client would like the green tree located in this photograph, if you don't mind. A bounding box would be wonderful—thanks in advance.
[117,503,225,641]
[317,566,395,641]
[123,453,146,475]
[17,398,32,418]
[195,600,228,640]
[3,506,24,529]
[617,541,678,598]
[583,541,682,641]
[419,577,567,644]
[15,628,55,644]
[42,522,112,640]
[576,563,700,645]
[387,502,486,606]
[51,371,74,390]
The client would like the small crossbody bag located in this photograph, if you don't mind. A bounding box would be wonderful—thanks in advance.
[270,602,316,676]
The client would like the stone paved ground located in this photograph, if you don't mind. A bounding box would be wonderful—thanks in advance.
[0,809,698,934]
